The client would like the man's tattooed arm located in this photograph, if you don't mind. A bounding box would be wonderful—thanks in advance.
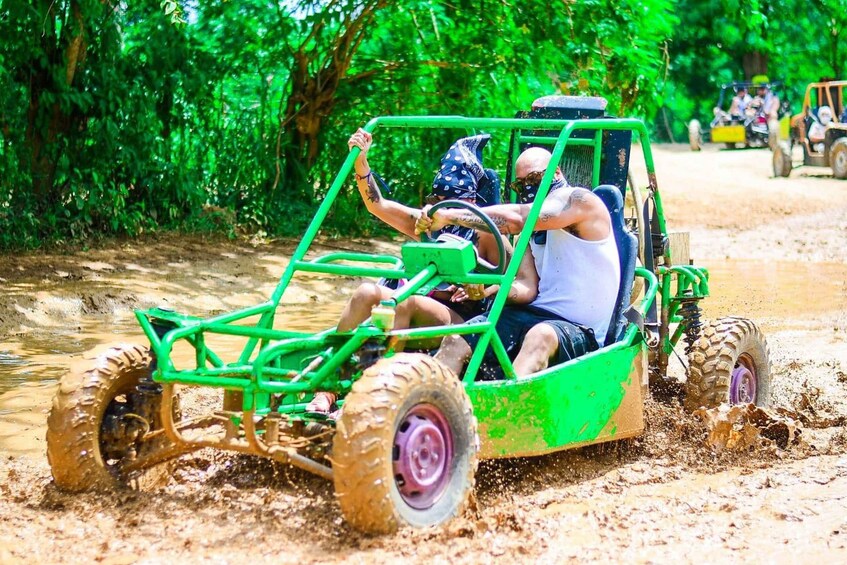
[363,176,381,204]
[446,211,511,234]
[538,187,589,222]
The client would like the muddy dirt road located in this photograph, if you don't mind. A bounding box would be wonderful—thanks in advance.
[1,144,846,563]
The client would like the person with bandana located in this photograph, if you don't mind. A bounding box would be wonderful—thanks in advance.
[809,105,833,153]
[416,146,620,379]
[305,129,538,415]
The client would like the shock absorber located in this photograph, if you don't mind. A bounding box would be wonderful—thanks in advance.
[677,293,703,354]
[133,317,170,426]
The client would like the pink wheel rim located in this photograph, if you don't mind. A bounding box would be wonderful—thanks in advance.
[392,404,453,509]
[730,353,757,404]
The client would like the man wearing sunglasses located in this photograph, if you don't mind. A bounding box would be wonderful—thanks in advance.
[417,146,620,379]
[306,130,537,415]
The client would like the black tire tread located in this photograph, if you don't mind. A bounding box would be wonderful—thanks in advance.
[684,317,772,411]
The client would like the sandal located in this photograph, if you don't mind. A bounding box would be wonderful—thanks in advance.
[305,392,337,415]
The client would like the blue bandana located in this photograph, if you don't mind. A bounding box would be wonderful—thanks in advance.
[519,177,566,204]
[431,134,490,199]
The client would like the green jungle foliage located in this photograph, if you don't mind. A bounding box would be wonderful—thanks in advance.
[0,0,843,249]
[664,0,846,141]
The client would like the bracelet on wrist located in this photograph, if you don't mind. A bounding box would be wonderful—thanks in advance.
[355,171,372,181]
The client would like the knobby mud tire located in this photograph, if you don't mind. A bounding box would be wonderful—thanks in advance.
[47,343,157,491]
[684,317,772,411]
[773,142,792,177]
[333,353,479,534]
[831,137,847,179]
[688,120,702,151]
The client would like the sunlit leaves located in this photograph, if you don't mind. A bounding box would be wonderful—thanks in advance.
[160,0,186,24]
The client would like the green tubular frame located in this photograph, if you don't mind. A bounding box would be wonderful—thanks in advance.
[135,114,699,422]
[658,264,710,355]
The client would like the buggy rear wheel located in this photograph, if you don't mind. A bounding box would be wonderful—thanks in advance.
[688,120,702,151]
[684,318,772,411]
[47,343,177,491]
[831,137,847,179]
[333,353,478,534]
[773,142,792,177]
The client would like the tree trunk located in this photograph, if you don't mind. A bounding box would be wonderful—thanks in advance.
[742,52,768,80]
[272,1,388,200]
[25,0,88,205]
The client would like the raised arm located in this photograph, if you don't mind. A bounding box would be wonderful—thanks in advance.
[349,128,421,240]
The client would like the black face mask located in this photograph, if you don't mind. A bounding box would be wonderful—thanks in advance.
[513,176,566,204]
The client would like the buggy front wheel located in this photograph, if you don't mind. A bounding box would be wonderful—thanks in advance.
[47,343,180,491]
[333,353,479,534]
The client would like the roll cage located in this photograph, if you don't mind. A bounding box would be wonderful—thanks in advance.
[136,114,708,413]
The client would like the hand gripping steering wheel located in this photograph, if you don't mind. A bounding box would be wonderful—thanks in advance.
[421,199,506,274]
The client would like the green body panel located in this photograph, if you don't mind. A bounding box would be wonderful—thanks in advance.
[780,115,790,139]
[401,238,476,276]
[469,338,644,458]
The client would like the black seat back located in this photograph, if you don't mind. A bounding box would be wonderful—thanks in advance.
[507,96,632,198]
[593,184,638,346]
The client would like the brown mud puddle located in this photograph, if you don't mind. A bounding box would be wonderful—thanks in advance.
[704,259,847,331]
[2,142,847,561]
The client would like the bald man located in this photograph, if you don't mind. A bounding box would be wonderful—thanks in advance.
[417,147,620,378]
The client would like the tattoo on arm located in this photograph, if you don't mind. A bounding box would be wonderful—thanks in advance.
[452,211,508,233]
[539,188,590,224]
[364,176,381,204]
[568,188,590,205]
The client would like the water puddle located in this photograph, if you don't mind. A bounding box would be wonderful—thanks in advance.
[1,252,844,450]
[703,259,847,330]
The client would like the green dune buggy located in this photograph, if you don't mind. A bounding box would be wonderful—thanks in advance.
[47,97,772,534]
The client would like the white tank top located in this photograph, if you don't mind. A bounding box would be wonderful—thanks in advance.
[529,228,620,345]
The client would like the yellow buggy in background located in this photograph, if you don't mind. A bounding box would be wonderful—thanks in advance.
[689,78,790,151]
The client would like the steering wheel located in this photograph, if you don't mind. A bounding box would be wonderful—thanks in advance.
[421,199,506,274]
